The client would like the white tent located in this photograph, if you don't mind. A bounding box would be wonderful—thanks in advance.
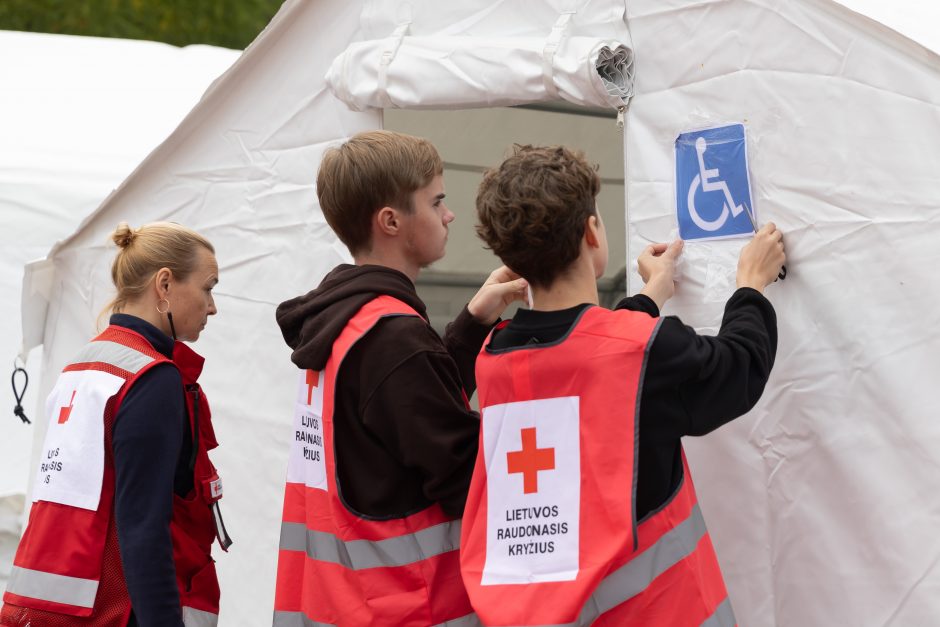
[10,1,940,625]
[0,30,238,583]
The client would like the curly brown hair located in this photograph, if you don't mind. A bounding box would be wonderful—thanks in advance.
[317,130,443,256]
[476,145,600,288]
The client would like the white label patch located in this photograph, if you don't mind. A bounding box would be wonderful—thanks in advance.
[32,370,125,510]
[481,396,581,585]
[286,369,327,491]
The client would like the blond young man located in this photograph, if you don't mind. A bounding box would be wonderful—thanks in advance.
[460,145,785,626]
[273,130,524,626]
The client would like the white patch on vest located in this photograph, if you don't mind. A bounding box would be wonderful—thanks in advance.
[286,369,327,490]
[481,396,581,585]
[32,370,124,510]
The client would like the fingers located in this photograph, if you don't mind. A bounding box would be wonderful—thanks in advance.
[493,277,529,298]
[488,265,521,283]
[759,222,784,242]
[664,239,684,258]
[642,242,667,256]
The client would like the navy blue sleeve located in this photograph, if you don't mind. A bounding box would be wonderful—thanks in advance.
[112,363,186,627]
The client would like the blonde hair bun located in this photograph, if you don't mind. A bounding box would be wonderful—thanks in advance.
[111,222,137,249]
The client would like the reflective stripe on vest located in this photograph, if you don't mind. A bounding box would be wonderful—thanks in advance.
[701,597,736,627]
[6,565,98,609]
[272,610,481,627]
[70,339,158,374]
[550,503,728,627]
[183,605,220,627]
[278,519,461,570]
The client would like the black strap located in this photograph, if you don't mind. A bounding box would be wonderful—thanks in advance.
[11,363,29,424]
[212,501,233,552]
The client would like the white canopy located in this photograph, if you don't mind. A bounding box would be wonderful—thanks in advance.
[8,0,940,624]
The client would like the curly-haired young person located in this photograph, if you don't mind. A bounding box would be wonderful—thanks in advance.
[461,144,785,627]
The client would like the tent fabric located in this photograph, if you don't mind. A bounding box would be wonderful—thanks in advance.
[624,0,940,624]
[9,0,940,625]
[326,0,633,111]
[326,33,634,110]
[0,30,238,587]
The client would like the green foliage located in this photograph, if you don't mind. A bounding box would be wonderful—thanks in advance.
[0,0,284,49]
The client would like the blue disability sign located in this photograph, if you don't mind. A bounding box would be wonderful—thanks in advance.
[675,124,754,241]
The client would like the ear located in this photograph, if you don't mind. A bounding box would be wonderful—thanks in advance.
[154,267,173,298]
[584,215,601,249]
[374,206,402,237]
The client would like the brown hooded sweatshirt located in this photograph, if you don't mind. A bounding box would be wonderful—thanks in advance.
[275,264,491,519]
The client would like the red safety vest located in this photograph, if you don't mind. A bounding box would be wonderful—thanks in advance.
[273,295,477,627]
[2,325,226,626]
[461,306,735,626]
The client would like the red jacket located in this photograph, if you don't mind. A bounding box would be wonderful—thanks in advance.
[273,296,477,627]
[3,325,225,626]
[461,306,734,626]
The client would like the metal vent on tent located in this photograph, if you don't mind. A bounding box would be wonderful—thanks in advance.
[596,44,634,103]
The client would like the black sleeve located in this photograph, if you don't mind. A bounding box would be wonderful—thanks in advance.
[361,347,480,518]
[643,287,777,438]
[614,293,660,318]
[112,363,186,627]
[441,305,495,397]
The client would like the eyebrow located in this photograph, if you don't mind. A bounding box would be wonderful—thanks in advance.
[434,193,446,202]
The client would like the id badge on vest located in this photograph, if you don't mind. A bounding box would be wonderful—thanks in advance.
[481,396,581,585]
[287,369,327,491]
[32,370,125,510]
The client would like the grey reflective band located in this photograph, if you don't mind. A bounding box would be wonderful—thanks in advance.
[592,503,709,617]
[273,612,335,627]
[272,610,479,627]
[528,503,713,627]
[701,597,736,627]
[279,519,461,570]
[436,613,482,626]
[182,605,219,627]
[6,565,98,608]
[72,340,156,374]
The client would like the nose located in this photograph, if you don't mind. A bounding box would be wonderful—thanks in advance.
[208,296,218,316]
[443,205,455,225]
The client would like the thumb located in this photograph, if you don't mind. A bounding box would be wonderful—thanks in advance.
[492,277,527,294]
[508,278,528,293]
[646,242,669,256]
[663,239,684,259]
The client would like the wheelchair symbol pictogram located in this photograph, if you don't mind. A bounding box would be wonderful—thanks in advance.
[687,136,745,232]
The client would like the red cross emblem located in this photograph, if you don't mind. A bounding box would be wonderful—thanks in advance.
[305,370,319,405]
[507,427,555,494]
[57,390,76,424]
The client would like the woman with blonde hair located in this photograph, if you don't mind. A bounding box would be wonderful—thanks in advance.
[2,222,230,627]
